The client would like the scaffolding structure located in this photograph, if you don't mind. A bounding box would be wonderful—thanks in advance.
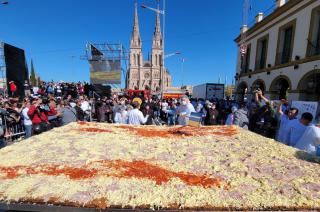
[0,42,7,96]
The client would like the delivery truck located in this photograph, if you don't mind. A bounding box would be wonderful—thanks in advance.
[192,83,225,100]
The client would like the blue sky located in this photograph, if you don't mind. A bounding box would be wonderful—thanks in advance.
[0,0,274,87]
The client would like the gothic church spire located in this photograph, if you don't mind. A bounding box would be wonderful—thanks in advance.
[152,1,163,49]
[131,0,142,48]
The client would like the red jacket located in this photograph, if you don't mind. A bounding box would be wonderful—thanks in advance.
[27,105,48,125]
[47,107,58,116]
[10,83,17,92]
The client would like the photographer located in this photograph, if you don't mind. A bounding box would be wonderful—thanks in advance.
[27,98,51,135]
[253,89,278,138]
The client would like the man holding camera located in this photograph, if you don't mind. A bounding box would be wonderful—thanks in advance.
[27,98,51,135]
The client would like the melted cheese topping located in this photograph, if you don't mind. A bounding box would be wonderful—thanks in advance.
[0,122,319,210]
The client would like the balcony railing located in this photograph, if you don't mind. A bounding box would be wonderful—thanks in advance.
[307,40,320,57]
[275,51,291,65]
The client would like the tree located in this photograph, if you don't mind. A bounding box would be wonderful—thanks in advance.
[37,76,42,87]
[30,59,37,86]
[225,85,234,98]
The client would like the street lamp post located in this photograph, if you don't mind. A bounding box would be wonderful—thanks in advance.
[181,58,186,87]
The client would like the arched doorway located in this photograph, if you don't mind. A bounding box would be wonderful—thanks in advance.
[269,76,291,100]
[236,81,248,102]
[145,85,150,91]
[297,70,320,101]
[251,79,266,93]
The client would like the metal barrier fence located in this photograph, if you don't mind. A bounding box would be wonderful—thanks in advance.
[3,116,25,142]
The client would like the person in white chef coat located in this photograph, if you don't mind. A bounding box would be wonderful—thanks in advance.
[176,95,195,126]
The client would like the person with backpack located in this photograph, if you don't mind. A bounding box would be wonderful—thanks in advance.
[59,100,77,126]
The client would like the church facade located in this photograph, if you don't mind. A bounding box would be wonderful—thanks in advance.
[126,3,172,93]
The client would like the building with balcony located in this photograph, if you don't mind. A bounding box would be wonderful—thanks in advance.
[234,0,320,101]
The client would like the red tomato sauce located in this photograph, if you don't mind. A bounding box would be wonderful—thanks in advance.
[77,121,89,126]
[0,160,222,188]
[78,128,112,133]
[116,126,236,138]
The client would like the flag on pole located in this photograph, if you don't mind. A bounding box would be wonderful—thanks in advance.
[90,44,103,56]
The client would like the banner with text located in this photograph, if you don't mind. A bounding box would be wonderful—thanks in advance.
[291,101,319,120]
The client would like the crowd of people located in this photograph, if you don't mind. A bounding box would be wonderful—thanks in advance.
[0,81,319,156]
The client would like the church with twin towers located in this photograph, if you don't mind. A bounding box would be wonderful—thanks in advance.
[126,1,172,92]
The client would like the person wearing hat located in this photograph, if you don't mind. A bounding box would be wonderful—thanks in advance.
[9,81,17,97]
[127,101,149,125]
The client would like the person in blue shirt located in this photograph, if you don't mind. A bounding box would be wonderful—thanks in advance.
[283,112,314,147]
[276,99,299,143]
[295,124,320,155]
